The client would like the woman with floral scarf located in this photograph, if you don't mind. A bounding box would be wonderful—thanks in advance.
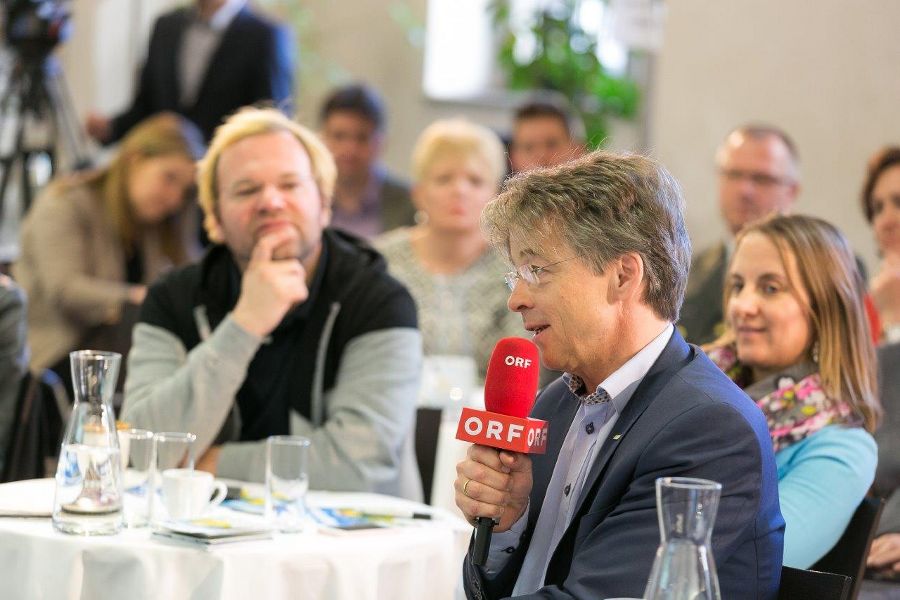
[704,214,882,569]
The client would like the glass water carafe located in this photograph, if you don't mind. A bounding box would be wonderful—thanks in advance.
[52,350,124,535]
[644,477,722,600]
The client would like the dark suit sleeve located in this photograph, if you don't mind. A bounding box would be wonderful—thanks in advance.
[110,17,168,143]
[465,401,769,600]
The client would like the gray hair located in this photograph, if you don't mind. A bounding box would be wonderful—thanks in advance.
[482,150,691,322]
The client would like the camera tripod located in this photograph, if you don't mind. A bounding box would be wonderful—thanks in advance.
[0,50,90,227]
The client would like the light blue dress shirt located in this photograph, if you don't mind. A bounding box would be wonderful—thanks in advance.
[484,324,674,594]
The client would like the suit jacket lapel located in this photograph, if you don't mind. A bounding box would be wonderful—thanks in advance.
[529,394,580,527]
[192,8,248,110]
[571,331,693,519]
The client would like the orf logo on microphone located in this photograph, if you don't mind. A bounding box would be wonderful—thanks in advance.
[455,407,548,454]
[504,355,533,369]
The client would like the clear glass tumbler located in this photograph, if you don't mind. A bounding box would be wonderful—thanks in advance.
[151,432,196,525]
[119,428,154,527]
[265,435,310,532]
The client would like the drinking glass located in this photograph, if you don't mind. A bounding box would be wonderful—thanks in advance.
[151,432,196,524]
[119,428,154,527]
[265,435,310,532]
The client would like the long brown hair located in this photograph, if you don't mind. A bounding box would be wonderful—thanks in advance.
[715,214,881,432]
[73,113,204,263]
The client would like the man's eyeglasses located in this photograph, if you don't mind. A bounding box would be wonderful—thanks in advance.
[719,168,793,188]
[504,256,581,291]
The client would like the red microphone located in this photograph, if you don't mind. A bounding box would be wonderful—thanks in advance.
[456,337,547,453]
[456,337,547,565]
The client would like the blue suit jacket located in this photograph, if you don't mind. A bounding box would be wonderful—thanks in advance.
[463,330,784,599]
[110,6,294,142]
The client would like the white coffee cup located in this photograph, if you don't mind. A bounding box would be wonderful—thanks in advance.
[161,468,227,520]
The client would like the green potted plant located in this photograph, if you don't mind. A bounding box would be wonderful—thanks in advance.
[490,0,639,147]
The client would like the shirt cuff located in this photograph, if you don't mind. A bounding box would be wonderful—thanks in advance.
[482,504,530,574]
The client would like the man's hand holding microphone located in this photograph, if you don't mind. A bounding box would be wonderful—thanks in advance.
[455,444,533,530]
[454,338,546,565]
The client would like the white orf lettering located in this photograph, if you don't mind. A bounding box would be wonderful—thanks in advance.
[523,359,532,368]
[464,416,483,436]
[527,428,536,446]
[514,357,524,367]
[507,424,524,443]
[505,355,515,366]
[486,420,502,440]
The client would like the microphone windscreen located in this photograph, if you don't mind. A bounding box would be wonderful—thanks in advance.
[483,337,540,418]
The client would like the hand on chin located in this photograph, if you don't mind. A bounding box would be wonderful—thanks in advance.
[258,227,301,261]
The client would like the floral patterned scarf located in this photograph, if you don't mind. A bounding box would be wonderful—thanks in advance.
[706,344,859,452]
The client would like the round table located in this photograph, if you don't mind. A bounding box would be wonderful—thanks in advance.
[0,479,470,600]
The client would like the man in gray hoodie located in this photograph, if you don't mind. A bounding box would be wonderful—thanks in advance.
[122,108,423,500]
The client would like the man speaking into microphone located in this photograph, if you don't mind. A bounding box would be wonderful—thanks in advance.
[455,151,784,599]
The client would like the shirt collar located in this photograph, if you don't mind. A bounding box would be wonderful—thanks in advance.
[195,0,245,32]
[564,323,674,411]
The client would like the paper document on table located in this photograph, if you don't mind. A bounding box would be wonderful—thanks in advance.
[153,516,272,545]
[310,507,435,534]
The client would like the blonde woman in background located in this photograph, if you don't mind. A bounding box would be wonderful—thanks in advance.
[705,213,881,568]
[14,112,204,392]
[374,118,523,382]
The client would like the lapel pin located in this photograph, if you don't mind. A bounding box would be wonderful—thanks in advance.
[612,433,622,440]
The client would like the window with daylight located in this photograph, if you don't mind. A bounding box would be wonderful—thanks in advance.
[422,0,628,102]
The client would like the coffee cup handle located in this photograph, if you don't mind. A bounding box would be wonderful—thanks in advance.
[210,481,227,506]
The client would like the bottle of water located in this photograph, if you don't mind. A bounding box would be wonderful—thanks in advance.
[52,350,124,535]
[644,477,722,600]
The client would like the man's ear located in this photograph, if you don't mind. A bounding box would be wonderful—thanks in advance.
[204,210,225,244]
[611,252,645,301]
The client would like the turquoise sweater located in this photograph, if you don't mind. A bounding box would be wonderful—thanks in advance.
[776,425,877,568]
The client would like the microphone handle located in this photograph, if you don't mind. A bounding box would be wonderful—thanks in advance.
[472,516,497,566]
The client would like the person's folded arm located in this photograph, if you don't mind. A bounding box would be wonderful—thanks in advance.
[122,315,262,455]
[216,327,422,495]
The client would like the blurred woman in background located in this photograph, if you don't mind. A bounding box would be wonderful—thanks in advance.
[862,146,900,345]
[14,112,204,392]
[374,118,522,383]
[860,147,900,585]
[705,213,881,568]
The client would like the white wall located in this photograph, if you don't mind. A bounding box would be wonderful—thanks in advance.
[59,0,175,118]
[652,0,900,273]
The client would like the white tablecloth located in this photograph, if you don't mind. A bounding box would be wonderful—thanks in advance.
[0,479,470,600]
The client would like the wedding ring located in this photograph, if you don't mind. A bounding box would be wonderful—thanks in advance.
[463,479,473,498]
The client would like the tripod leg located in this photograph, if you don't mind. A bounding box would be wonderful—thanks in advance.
[20,150,33,214]
[0,65,28,224]
[43,58,92,172]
